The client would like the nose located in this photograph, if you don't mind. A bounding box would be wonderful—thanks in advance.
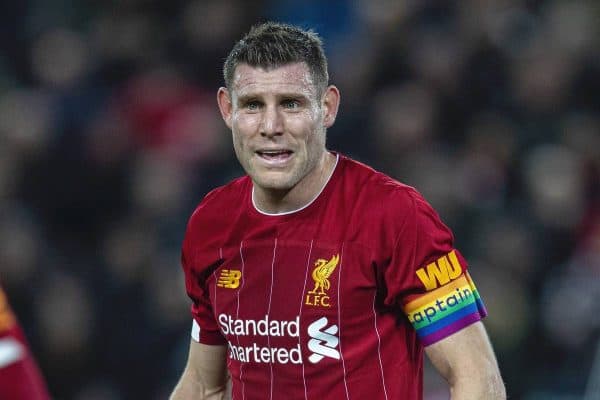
[260,105,283,138]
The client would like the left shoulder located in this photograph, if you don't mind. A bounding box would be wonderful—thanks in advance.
[332,155,435,245]
[338,154,423,214]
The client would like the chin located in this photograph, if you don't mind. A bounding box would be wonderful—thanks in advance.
[253,173,297,191]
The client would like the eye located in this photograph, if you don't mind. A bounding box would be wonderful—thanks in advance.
[245,100,261,111]
[282,99,300,110]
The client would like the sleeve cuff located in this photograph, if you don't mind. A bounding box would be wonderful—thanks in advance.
[190,319,227,345]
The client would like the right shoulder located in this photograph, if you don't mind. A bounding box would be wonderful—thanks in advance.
[184,176,250,244]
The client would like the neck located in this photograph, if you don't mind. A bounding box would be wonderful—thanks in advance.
[252,152,337,215]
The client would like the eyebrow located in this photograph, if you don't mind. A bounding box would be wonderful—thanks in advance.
[235,94,258,105]
[235,92,311,104]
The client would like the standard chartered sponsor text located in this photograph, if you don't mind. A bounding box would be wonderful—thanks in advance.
[227,342,303,364]
[219,313,300,337]
[219,313,302,364]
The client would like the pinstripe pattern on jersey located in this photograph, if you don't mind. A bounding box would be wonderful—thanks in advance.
[299,240,314,400]
[237,242,246,400]
[372,292,389,399]
[337,243,350,400]
[267,239,278,400]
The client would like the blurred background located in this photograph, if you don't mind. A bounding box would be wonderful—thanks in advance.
[0,0,598,399]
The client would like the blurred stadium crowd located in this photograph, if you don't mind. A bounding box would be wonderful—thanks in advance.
[0,1,598,399]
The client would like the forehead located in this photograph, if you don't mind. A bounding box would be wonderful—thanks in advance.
[231,62,316,98]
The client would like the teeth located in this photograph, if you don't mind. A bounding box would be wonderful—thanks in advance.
[260,150,287,155]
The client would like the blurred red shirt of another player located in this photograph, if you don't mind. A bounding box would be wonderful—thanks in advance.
[0,286,51,399]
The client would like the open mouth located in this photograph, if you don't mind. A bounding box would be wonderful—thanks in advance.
[256,149,294,162]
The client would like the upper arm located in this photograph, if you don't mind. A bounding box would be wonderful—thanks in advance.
[185,340,229,392]
[425,321,505,397]
[170,340,229,399]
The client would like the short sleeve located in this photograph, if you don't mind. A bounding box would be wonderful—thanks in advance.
[181,225,227,345]
[384,188,487,346]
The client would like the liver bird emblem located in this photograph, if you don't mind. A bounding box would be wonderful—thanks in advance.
[308,254,340,295]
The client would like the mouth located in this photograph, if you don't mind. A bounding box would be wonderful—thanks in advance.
[255,149,294,164]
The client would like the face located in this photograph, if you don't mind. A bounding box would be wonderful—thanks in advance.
[217,62,339,192]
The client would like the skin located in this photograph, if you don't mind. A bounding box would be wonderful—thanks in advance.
[216,62,340,214]
[170,62,506,400]
[170,342,229,400]
[426,322,506,399]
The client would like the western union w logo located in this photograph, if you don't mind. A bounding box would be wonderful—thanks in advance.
[416,250,463,291]
[217,269,242,289]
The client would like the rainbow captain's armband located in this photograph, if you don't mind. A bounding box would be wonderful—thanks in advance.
[403,272,487,346]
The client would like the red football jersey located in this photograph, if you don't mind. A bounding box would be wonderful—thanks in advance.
[0,287,51,400]
[182,154,487,400]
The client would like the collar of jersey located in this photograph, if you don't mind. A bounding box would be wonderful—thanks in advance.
[251,152,340,217]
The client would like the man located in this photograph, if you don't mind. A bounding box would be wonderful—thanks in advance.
[171,22,505,399]
[0,286,51,399]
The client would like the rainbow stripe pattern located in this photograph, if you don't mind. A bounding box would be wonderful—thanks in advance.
[403,272,487,346]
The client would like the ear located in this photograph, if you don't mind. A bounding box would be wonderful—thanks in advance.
[217,87,233,129]
[322,85,340,128]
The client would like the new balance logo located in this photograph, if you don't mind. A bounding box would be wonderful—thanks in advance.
[217,269,242,289]
[307,317,340,363]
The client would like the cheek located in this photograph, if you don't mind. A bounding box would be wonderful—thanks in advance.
[231,116,259,146]
[233,113,260,135]
[287,113,320,140]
